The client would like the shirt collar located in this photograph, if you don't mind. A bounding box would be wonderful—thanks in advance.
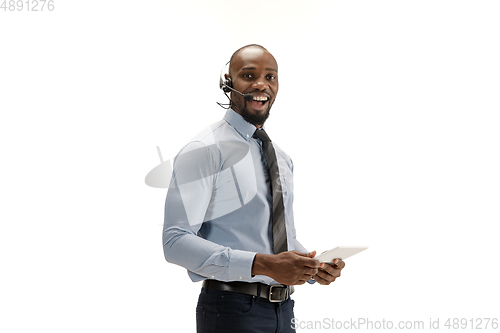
[223,109,263,141]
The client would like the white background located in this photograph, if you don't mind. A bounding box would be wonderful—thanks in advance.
[1,0,499,332]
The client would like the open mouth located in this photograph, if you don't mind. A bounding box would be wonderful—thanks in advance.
[248,95,269,110]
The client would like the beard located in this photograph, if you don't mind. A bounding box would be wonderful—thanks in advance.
[238,104,272,127]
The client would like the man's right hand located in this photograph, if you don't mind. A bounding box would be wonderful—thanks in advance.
[251,251,320,285]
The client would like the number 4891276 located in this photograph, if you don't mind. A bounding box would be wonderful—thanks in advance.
[1,0,55,11]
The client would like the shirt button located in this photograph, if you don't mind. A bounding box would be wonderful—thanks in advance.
[211,276,215,278]
[246,134,249,138]
[239,277,243,280]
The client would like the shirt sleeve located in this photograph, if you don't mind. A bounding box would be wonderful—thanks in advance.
[162,141,257,282]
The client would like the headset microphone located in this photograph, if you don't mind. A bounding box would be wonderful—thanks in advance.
[223,84,254,102]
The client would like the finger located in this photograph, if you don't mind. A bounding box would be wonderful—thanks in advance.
[313,273,333,285]
[315,269,330,281]
[320,263,341,277]
[301,257,321,269]
[291,250,311,257]
[319,263,333,275]
[316,267,340,281]
[333,259,346,269]
[295,279,307,285]
[293,250,317,259]
[291,252,320,268]
[303,268,319,276]
[316,267,336,280]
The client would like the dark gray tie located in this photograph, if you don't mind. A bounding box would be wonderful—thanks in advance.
[253,129,288,254]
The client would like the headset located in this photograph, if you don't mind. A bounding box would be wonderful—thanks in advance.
[217,61,253,109]
[219,61,233,93]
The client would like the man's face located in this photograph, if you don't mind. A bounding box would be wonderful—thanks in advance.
[227,47,279,127]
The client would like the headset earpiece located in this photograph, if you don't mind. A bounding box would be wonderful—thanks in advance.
[223,78,233,92]
[219,61,232,93]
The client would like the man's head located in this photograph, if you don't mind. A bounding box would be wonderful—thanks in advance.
[225,44,279,128]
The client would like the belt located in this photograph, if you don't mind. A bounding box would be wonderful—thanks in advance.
[202,280,294,303]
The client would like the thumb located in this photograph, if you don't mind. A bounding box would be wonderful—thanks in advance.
[292,250,315,257]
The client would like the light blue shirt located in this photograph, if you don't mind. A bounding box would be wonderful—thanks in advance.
[162,109,308,285]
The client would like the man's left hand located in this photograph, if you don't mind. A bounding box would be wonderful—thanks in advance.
[313,258,345,285]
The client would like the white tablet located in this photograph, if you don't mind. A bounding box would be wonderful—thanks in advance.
[314,246,368,263]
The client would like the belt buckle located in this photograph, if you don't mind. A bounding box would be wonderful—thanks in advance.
[268,285,288,303]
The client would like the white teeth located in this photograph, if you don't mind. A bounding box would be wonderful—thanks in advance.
[253,96,268,102]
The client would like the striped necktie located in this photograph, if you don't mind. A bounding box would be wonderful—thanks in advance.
[253,129,288,254]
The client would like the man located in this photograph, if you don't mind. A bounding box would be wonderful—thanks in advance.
[163,44,345,333]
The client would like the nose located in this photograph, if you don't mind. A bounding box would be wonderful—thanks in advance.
[252,76,268,91]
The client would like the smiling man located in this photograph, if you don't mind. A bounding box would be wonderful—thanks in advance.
[162,44,345,333]
[225,45,278,127]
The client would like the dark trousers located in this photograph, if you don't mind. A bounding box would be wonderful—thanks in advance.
[196,287,296,333]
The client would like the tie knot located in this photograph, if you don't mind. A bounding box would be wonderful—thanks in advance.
[253,129,271,142]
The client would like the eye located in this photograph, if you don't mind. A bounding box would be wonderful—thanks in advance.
[266,74,276,80]
[242,74,253,79]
